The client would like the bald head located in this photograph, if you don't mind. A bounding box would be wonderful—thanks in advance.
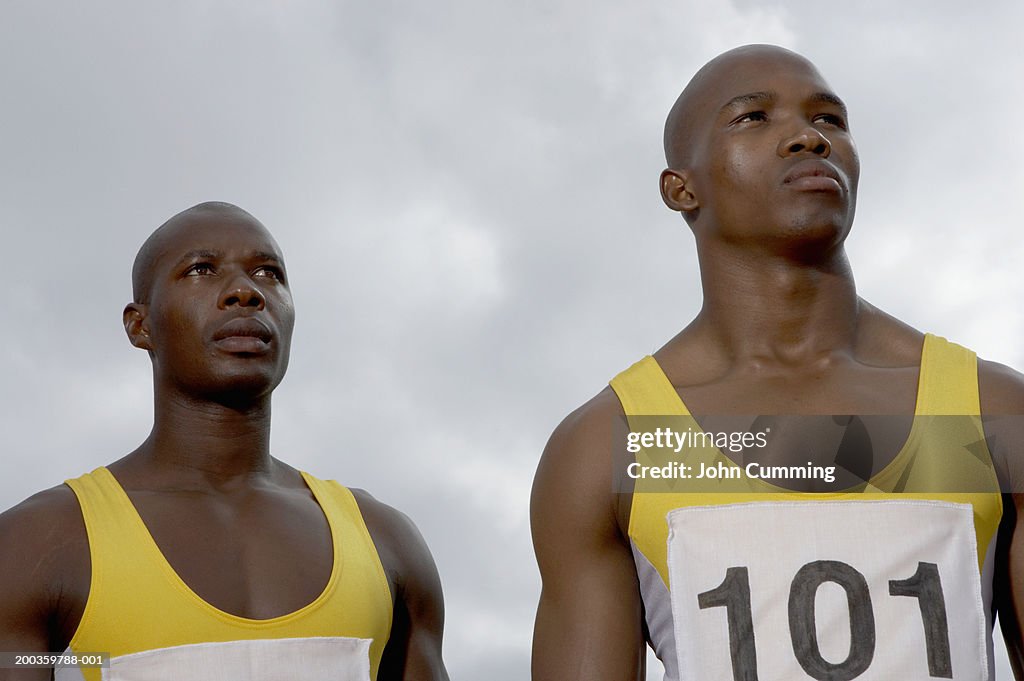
[664,45,830,169]
[131,202,268,304]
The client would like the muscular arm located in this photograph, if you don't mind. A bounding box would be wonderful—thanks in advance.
[531,390,645,681]
[980,360,1024,677]
[0,486,88,681]
[353,491,449,681]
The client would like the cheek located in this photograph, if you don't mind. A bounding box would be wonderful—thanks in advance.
[167,305,202,337]
[831,137,860,190]
[710,139,762,190]
[847,149,861,192]
[150,304,204,354]
[275,296,296,335]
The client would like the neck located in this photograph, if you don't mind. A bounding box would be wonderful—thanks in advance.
[693,237,860,367]
[136,385,275,487]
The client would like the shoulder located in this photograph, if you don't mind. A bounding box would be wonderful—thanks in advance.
[531,388,646,679]
[978,358,1024,416]
[541,387,625,470]
[350,489,449,679]
[0,484,90,645]
[349,488,441,597]
[976,359,1024,489]
[532,387,628,549]
[533,387,625,515]
[349,488,428,553]
[0,483,87,567]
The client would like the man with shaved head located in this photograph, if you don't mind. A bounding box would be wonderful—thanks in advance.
[532,45,1024,680]
[0,202,449,680]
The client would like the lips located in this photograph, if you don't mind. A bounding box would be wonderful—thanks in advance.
[212,317,273,343]
[783,159,844,192]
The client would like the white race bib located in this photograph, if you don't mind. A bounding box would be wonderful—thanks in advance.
[666,500,988,681]
[99,637,371,681]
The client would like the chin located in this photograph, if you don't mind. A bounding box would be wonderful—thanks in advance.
[198,364,287,405]
[778,211,852,245]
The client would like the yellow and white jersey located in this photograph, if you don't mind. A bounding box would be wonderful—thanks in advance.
[59,468,392,681]
[610,334,1002,681]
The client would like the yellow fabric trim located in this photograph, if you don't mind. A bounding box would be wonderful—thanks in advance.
[610,355,690,416]
[611,333,1002,588]
[917,333,983,415]
[64,467,392,680]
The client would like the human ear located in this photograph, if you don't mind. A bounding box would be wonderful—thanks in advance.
[660,168,699,214]
[123,303,153,351]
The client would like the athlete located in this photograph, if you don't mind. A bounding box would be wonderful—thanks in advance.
[0,202,449,681]
[531,45,1024,680]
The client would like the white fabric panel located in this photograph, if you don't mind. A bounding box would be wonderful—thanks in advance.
[980,525,998,681]
[54,653,87,681]
[631,539,679,681]
[93,637,371,681]
[666,500,988,681]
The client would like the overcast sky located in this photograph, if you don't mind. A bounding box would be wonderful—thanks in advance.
[1,1,1021,679]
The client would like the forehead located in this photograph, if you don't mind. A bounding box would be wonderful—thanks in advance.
[696,50,836,114]
[152,212,284,268]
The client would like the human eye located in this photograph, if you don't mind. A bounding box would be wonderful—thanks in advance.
[253,265,285,282]
[733,111,768,125]
[813,113,848,130]
[184,262,216,276]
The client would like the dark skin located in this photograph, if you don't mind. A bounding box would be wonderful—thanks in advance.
[531,45,1024,680]
[0,203,448,680]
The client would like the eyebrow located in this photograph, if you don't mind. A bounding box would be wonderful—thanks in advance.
[252,251,283,264]
[718,90,848,117]
[808,91,848,117]
[174,249,220,268]
[719,91,775,115]
[173,250,284,267]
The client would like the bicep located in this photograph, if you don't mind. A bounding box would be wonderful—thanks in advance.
[0,509,59,681]
[531,411,645,681]
[376,511,449,681]
[531,540,644,681]
[0,599,52,681]
[999,495,1024,678]
[982,360,1024,675]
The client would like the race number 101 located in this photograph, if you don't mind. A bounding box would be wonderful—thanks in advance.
[698,560,952,681]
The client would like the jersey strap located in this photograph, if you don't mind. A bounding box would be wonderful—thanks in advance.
[610,355,687,416]
[63,468,392,681]
[918,333,982,415]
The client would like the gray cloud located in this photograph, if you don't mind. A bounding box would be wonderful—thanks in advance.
[2,1,1021,679]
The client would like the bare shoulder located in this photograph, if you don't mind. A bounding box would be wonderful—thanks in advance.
[531,389,646,680]
[349,488,439,594]
[977,359,1024,492]
[533,386,627,546]
[978,358,1024,415]
[0,484,90,649]
[0,483,87,569]
[539,387,624,472]
[350,488,449,680]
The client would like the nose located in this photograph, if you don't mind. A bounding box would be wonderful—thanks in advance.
[219,274,266,310]
[778,126,831,158]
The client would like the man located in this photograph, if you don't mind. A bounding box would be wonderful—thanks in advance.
[0,202,449,681]
[532,45,1024,680]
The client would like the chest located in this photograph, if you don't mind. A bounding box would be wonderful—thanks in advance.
[678,362,920,415]
[674,363,921,478]
[126,488,335,620]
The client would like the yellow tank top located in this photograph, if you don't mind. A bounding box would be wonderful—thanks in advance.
[610,333,1002,681]
[62,467,392,681]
